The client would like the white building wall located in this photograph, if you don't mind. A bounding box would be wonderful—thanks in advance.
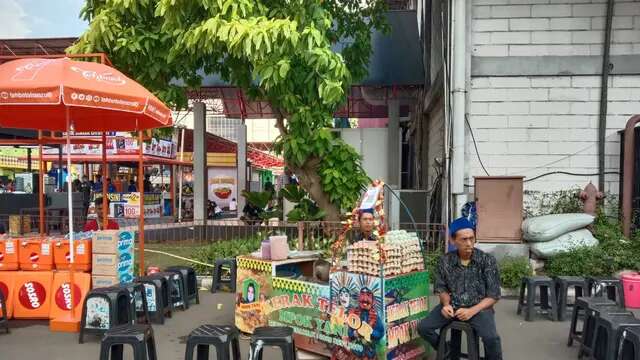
[468,0,640,196]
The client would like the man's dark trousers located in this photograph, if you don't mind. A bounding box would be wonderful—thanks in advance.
[417,304,503,360]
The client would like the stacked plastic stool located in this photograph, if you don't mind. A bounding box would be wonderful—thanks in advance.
[211,258,237,293]
[588,277,625,307]
[437,321,485,360]
[249,326,297,360]
[165,266,199,305]
[184,324,241,360]
[99,324,158,360]
[590,312,640,360]
[79,286,131,344]
[554,276,588,321]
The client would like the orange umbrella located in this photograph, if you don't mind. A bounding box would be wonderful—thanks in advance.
[0,57,171,131]
[0,57,173,331]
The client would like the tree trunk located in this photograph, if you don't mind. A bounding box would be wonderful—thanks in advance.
[275,115,342,222]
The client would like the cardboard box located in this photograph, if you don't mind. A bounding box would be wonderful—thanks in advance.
[91,252,134,283]
[91,275,119,289]
[92,230,135,254]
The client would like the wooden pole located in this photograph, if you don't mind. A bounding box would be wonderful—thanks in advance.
[138,131,145,276]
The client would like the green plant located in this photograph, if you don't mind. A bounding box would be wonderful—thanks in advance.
[70,0,387,220]
[524,188,583,217]
[499,257,532,289]
[190,235,264,274]
[545,246,615,277]
[241,190,282,221]
[425,249,442,285]
[280,185,326,221]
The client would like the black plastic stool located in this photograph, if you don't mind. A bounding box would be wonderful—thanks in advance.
[156,271,187,311]
[591,313,640,360]
[79,286,131,343]
[136,274,172,324]
[555,276,588,322]
[99,324,157,360]
[117,282,151,324]
[517,276,558,321]
[212,258,237,293]
[578,304,631,359]
[0,291,8,334]
[589,277,626,307]
[437,321,485,360]
[185,324,241,360]
[568,297,619,348]
[617,326,640,360]
[165,266,199,305]
[249,326,296,360]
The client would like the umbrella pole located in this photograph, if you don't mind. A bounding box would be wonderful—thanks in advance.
[102,133,108,225]
[38,131,45,235]
[178,127,185,222]
[65,109,76,319]
[170,165,175,217]
[138,130,145,276]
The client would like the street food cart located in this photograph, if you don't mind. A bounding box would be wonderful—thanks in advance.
[235,181,431,359]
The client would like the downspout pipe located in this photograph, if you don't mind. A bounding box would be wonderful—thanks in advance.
[598,0,614,193]
[451,0,466,217]
[622,115,640,238]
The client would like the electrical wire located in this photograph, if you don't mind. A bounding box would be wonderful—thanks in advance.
[383,183,418,233]
[465,114,490,176]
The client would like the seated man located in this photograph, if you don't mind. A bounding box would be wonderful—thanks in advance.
[83,197,120,231]
[418,217,503,360]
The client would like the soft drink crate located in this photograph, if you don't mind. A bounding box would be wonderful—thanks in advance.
[92,252,134,284]
[49,271,91,320]
[0,238,19,271]
[12,271,53,319]
[92,230,135,255]
[19,238,54,271]
[53,238,92,272]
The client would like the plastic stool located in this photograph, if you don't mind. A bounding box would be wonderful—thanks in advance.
[165,266,199,305]
[211,259,237,293]
[0,291,8,334]
[79,286,131,343]
[616,326,640,360]
[185,324,241,360]
[116,282,150,325]
[136,274,172,324]
[568,297,619,348]
[555,276,588,322]
[591,313,640,360]
[517,276,558,321]
[436,321,485,360]
[578,303,631,359]
[99,324,157,360]
[589,277,626,307]
[249,326,296,360]
[156,271,187,311]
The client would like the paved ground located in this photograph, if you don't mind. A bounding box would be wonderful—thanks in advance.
[0,291,629,359]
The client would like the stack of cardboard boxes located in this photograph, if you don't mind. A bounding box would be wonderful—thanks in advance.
[91,230,135,288]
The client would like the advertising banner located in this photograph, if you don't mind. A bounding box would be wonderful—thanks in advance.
[208,167,237,207]
[43,136,176,158]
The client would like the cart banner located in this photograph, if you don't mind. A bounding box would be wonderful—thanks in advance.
[208,168,237,208]
[235,267,273,333]
[330,271,386,360]
[384,271,430,359]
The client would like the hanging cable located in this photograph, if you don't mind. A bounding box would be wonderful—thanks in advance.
[465,114,490,176]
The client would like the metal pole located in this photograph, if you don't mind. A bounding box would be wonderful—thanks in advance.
[38,131,44,235]
[170,165,175,218]
[178,127,185,222]
[138,130,145,275]
[65,108,76,318]
[102,133,108,225]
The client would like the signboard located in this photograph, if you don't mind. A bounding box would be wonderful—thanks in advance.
[208,167,237,208]
[235,264,273,333]
[360,186,381,210]
[93,192,162,218]
[43,136,176,159]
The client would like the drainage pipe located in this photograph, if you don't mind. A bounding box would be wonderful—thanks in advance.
[598,0,615,193]
[451,0,466,217]
[622,115,640,237]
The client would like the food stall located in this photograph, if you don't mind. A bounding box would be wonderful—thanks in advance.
[235,181,431,359]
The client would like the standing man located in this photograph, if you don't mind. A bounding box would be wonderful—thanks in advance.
[80,175,92,218]
[417,217,503,360]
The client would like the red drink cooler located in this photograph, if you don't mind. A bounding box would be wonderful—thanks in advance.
[53,239,92,272]
[19,238,54,271]
[0,271,17,318]
[0,238,19,270]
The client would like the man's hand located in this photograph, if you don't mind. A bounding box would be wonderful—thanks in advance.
[454,307,478,321]
[441,305,455,319]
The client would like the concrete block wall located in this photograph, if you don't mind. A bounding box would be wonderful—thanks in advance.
[472,0,640,57]
[468,0,640,197]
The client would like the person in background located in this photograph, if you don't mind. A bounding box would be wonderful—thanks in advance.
[72,179,81,192]
[417,217,503,360]
[83,197,120,231]
[353,208,377,243]
[229,198,237,212]
[143,174,152,193]
[128,179,137,192]
[80,175,92,218]
[93,174,103,192]
[106,178,116,193]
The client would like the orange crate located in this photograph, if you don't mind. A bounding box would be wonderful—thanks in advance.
[19,238,54,271]
[0,238,19,270]
[53,239,92,272]
[12,271,53,319]
[49,271,90,320]
[0,271,17,318]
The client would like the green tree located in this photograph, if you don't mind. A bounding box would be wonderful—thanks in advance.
[69,0,387,220]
